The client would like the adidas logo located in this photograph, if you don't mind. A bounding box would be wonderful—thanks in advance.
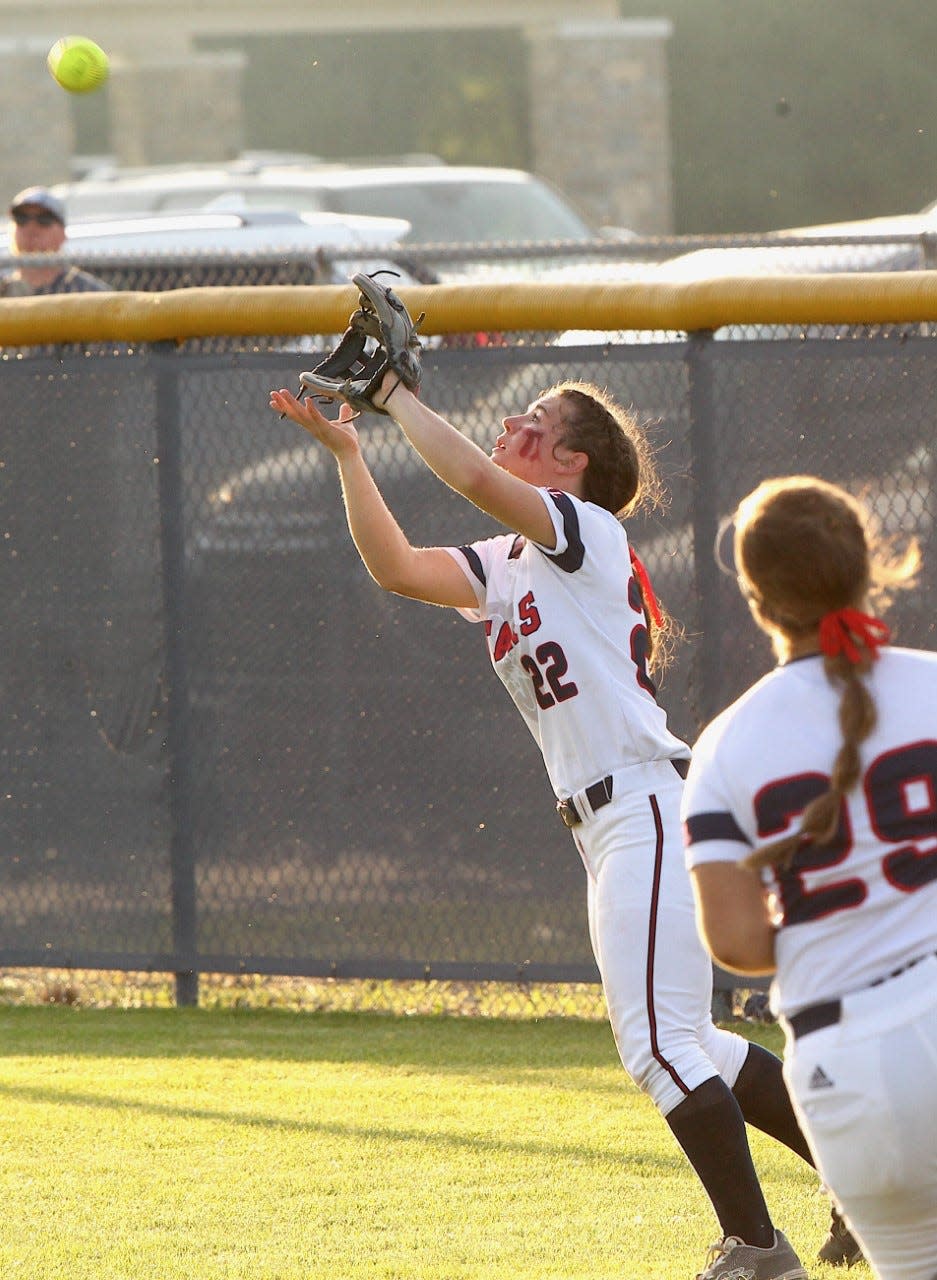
[809,1065,835,1089]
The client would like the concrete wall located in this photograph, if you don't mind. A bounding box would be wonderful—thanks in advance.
[0,40,73,198]
[108,52,246,167]
[528,19,674,235]
[0,44,246,199]
[0,0,619,45]
[0,11,673,236]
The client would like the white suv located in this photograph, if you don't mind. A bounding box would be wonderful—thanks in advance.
[0,206,428,294]
[59,207,412,256]
[50,162,621,246]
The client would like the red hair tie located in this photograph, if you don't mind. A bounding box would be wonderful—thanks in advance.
[818,608,890,664]
[629,547,663,628]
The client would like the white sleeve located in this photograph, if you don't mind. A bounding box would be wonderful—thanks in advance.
[532,488,591,571]
[681,724,754,870]
[441,539,499,622]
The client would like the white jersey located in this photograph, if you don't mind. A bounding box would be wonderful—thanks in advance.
[683,646,937,1016]
[445,487,689,798]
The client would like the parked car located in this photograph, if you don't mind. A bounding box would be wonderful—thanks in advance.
[1,206,409,263]
[648,200,937,284]
[551,207,937,349]
[0,207,438,355]
[50,162,629,247]
[0,207,435,301]
[644,238,921,283]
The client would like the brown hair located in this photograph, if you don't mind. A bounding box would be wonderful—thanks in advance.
[736,476,919,871]
[546,380,676,673]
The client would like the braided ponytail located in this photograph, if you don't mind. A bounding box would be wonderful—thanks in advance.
[745,648,878,871]
[735,477,917,872]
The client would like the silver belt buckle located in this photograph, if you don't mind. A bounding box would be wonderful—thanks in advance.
[556,798,580,828]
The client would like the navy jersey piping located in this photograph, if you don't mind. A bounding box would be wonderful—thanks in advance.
[542,490,585,573]
[457,544,486,588]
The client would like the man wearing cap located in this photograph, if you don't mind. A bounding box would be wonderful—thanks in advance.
[2,186,109,296]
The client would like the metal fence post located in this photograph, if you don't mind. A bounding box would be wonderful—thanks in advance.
[153,343,199,1007]
[685,330,724,732]
[685,331,744,1020]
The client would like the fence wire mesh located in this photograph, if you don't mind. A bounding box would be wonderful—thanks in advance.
[2,243,936,1014]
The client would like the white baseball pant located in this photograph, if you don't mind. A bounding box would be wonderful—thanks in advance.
[783,953,937,1280]
[571,760,750,1117]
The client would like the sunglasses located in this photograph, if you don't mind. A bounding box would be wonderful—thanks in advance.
[12,210,61,227]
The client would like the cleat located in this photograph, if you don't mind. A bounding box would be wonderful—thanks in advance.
[696,1229,808,1280]
[818,1209,865,1268]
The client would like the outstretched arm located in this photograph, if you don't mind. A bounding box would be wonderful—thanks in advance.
[377,377,558,548]
[269,389,477,608]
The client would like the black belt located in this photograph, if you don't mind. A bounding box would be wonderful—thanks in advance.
[556,776,613,828]
[555,758,690,828]
[788,950,936,1040]
[788,1000,841,1040]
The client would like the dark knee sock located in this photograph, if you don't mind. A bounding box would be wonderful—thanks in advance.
[731,1041,815,1167]
[666,1075,774,1248]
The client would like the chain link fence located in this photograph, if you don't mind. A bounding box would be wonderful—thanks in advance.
[6,223,937,292]
[2,238,936,1014]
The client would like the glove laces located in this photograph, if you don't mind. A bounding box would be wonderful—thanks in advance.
[818,607,890,664]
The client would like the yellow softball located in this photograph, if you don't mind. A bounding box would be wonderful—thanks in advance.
[47,36,110,94]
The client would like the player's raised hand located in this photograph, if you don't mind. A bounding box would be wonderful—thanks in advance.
[269,389,361,458]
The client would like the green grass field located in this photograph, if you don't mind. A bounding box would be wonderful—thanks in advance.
[0,1005,847,1279]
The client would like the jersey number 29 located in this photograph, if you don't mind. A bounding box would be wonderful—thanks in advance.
[759,739,937,924]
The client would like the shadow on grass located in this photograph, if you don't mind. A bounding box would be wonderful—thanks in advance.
[0,1076,687,1175]
[0,1002,780,1056]
[0,1003,631,1067]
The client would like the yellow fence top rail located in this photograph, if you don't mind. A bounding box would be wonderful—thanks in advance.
[3,274,937,345]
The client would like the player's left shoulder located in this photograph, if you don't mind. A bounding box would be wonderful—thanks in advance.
[872,644,937,693]
[536,490,630,580]
[885,642,937,663]
[552,491,625,547]
[873,644,937,680]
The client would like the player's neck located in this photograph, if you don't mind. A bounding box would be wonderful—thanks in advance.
[784,634,821,662]
[544,473,586,500]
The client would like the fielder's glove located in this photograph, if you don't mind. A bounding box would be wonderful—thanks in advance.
[298,271,424,415]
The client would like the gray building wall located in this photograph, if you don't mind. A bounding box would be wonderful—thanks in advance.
[528,20,673,234]
[0,16,673,234]
[0,39,73,195]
